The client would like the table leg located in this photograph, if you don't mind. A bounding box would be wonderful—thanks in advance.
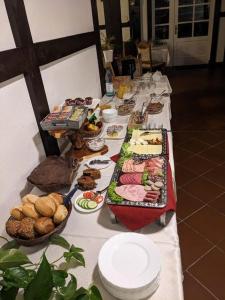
[159,212,167,226]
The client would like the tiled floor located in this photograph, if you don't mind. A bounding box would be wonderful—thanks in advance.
[169,67,225,300]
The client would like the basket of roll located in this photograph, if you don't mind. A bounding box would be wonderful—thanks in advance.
[5,193,71,246]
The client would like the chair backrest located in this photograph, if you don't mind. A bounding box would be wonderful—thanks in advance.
[137,41,153,66]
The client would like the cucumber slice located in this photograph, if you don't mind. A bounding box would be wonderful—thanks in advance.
[84,200,90,209]
[87,201,98,209]
[77,198,84,206]
[79,199,87,208]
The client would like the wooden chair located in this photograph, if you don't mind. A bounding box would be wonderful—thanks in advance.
[137,41,166,73]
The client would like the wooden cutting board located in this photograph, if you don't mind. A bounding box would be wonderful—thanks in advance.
[65,145,109,161]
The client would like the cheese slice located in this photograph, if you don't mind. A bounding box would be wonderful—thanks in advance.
[129,144,162,155]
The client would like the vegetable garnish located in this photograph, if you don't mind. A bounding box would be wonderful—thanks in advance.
[108,181,123,203]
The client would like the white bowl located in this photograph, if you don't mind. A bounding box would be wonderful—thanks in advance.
[86,138,105,152]
[98,233,160,299]
[102,108,118,123]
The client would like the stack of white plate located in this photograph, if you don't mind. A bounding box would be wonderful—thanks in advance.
[98,233,161,300]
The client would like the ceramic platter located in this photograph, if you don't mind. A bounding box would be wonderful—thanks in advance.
[86,155,113,170]
[73,192,104,213]
[102,123,127,140]
[98,233,160,292]
[106,156,167,208]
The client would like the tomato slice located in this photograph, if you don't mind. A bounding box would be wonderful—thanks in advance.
[83,191,95,199]
[94,195,104,203]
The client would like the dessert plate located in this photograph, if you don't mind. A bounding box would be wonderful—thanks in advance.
[98,233,160,289]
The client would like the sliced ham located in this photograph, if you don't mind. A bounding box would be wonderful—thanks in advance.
[119,173,142,185]
[122,159,145,173]
[115,185,146,202]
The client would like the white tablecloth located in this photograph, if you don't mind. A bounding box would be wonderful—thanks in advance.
[0,93,183,300]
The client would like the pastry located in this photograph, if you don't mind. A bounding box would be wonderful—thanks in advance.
[18,217,35,240]
[22,203,40,219]
[48,193,64,207]
[77,176,96,190]
[22,194,39,205]
[34,217,55,235]
[53,205,68,224]
[83,168,101,179]
[35,196,56,217]
[10,206,25,221]
[6,219,21,236]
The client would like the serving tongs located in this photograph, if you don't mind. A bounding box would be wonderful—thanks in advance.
[64,184,78,205]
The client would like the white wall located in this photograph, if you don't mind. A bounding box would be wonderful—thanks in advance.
[0,1,100,226]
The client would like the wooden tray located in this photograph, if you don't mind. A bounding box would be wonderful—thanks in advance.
[65,145,108,161]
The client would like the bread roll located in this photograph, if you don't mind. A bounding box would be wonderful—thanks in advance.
[22,203,40,219]
[18,217,35,239]
[10,206,25,220]
[48,193,63,207]
[22,194,39,205]
[6,219,21,236]
[35,196,56,217]
[53,205,68,224]
[34,217,55,235]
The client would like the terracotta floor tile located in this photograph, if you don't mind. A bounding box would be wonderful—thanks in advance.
[189,248,225,300]
[183,176,224,203]
[193,130,225,146]
[181,155,217,176]
[179,138,209,154]
[175,165,197,187]
[208,192,225,216]
[185,206,225,244]
[200,146,225,164]
[178,222,213,270]
[217,239,225,253]
[173,146,193,163]
[204,165,225,188]
[177,189,205,220]
[183,272,217,300]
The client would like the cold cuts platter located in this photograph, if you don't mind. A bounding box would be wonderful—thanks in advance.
[106,155,167,208]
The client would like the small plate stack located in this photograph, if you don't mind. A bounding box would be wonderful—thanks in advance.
[98,233,161,300]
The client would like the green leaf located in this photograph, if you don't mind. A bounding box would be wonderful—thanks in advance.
[1,241,19,250]
[50,234,70,250]
[58,274,77,300]
[63,247,85,267]
[24,254,53,300]
[3,267,36,289]
[0,249,31,270]
[70,245,84,253]
[88,285,102,300]
[0,286,18,300]
[52,270,68,287]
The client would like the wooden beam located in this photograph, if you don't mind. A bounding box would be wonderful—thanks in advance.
[99,21,130,30]
[35,32,96,66]
[103,0,123,54]
[0,48,28,83]
[4,0,60,156]
[91,0,105,95]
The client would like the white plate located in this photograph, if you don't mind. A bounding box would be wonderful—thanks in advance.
[86,155,112,170]
[98,233,160,290]
[73,192,104,213]
[85,98,100,109]
[103,124,127,140]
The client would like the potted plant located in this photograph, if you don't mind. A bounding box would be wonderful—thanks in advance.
[101,33,115,63]
[0,234,102,300]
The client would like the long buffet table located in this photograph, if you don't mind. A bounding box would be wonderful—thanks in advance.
[0,90,184,300]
